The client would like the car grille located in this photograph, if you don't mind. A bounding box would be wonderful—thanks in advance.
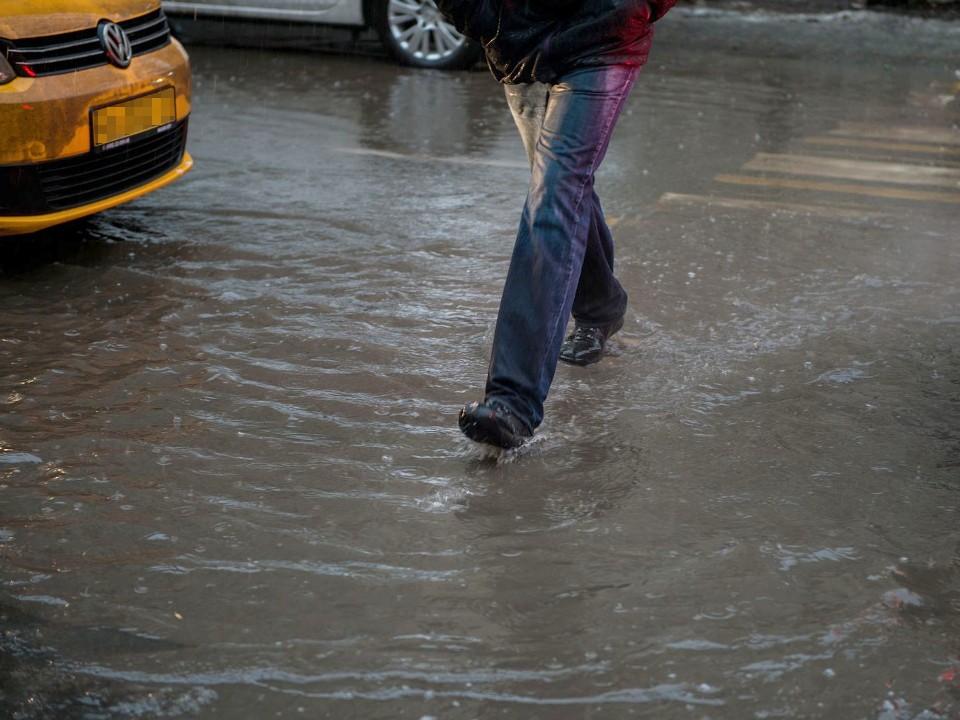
[0,118,188,216]
[4,9,171,78]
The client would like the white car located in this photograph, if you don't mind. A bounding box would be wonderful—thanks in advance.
[162,0,481,69]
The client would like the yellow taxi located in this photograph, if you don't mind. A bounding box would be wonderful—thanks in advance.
[0,0,192,236]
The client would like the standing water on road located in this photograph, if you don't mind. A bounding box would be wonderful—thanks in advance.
[1,13,959,719]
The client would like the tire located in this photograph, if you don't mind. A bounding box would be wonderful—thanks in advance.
[372,0,481,70]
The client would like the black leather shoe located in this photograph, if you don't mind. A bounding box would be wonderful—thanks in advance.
[559,316,624,366]
[458,401,532,449]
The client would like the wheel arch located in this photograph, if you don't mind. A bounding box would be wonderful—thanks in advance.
[361,0,380,27]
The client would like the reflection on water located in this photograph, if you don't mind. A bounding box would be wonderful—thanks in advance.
[1,31,959,720]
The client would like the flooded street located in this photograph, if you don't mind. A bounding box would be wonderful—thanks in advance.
[2,9,959,718]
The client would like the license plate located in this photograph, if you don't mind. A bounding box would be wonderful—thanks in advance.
[92,88,176,148]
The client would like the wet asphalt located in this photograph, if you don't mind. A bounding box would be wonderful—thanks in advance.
[1,8,959,719]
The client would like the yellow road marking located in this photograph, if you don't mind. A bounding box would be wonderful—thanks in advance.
[743,153,960,188]
[714,174,960,204]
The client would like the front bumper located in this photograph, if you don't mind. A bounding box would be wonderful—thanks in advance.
[0,38,192,236]
[0,150,193,237]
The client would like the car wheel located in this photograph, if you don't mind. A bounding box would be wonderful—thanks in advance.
[372,0,481,70]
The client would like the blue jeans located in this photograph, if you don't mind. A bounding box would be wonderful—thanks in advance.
[485,64,640,431]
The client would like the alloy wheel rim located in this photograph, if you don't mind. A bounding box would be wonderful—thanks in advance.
[387,0,467,62]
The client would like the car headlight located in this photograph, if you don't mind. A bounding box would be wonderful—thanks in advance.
[0,46,15,85]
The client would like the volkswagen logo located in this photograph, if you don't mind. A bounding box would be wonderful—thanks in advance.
[98,21,132,69]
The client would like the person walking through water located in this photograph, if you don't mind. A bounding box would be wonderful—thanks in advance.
[440,0,677,449]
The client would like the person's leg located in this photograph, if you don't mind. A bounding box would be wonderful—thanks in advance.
[504,81,548,167]
[554,189,629,366]
[482,64,641,432]
[505,79,628,364]
[458,82,549,450]
[571,190,627,326]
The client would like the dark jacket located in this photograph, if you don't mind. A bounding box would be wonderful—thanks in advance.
[436,0,676,84]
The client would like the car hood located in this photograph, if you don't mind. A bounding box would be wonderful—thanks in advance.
[0,0,160,39]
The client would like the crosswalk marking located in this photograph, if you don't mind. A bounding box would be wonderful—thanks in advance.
[657,193,885,218]
[656,76,960,215]
[742,153,960,188]
[714,174,960,204]
[802,136,960,157]
[826,122,960,147]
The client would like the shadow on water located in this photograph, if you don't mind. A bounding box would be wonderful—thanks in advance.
[0,214,184,278]
[0,223,113,277]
